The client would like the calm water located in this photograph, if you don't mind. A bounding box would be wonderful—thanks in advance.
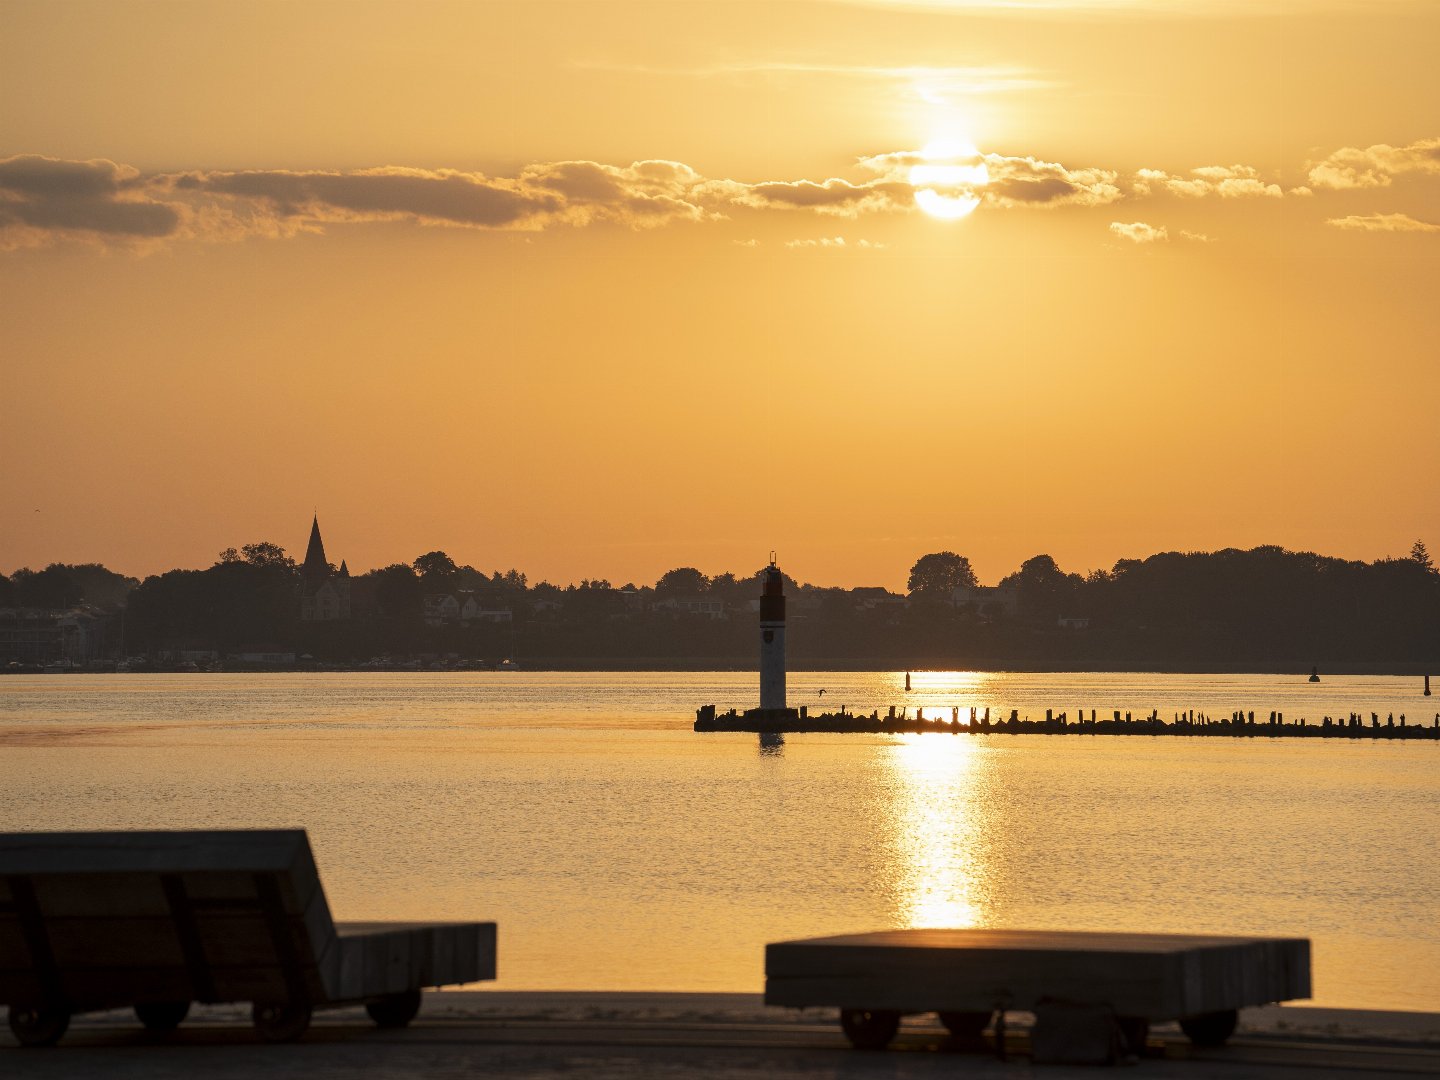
[1,671,1436,1010]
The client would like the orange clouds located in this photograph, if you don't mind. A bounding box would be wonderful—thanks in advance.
[1132,164,1284,199]
[1326,212,1440,233]
[1307,137,1440,190]
[3,134,1438,249]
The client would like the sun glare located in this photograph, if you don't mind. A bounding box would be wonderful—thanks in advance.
[911,138,987,220]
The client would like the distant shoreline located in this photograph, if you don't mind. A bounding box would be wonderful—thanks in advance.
[5,660,1433,677]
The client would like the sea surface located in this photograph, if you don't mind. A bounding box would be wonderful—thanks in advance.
[1,671,1437,1011]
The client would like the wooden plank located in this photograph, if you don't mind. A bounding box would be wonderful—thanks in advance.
[0,831,313,877]
[765,929,1309,1020]
[329,922,496,1001]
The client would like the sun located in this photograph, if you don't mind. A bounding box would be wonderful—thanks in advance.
[910,138,988,220]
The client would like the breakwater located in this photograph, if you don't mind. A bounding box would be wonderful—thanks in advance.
[694,704,1440,739]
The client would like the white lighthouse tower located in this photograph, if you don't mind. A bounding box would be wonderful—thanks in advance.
[759,556,787,713]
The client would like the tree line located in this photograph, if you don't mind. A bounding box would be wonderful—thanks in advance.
[3,542,1436,668]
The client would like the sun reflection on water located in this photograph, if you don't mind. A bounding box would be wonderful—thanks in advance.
[886,733,991,929]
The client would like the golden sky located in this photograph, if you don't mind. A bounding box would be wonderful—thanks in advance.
[3,0,1437,589]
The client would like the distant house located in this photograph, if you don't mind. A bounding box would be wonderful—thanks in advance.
[0,607,109,664]
[425,592,513,625]
[655,596,726,619]
[423,594,462,625]
[461,595,513,623]
[849,587,909,612]
[952,585,1019,618]
[298,515,351,621]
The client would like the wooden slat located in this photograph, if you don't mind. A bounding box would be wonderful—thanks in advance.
[329,922,497,1002]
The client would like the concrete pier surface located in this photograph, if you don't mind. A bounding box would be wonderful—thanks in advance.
[4,992,1439,1078]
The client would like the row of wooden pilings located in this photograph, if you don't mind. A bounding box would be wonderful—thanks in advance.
[693,703,1440,738]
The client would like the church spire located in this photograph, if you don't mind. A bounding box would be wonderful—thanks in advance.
[302,514,330,579]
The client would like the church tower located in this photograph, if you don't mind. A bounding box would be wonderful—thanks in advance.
[299,515,351,621]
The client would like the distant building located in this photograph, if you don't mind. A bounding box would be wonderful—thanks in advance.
[1057,615,1092,630]
[298,515,351,621]
[655,596,726,619]
[952,585,1019,618]
[0,607,109,664]
[424,592,513,626]
[849,587,909,612]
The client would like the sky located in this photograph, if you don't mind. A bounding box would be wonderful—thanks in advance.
[2,0,1437,590]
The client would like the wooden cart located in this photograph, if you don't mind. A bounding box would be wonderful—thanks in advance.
[766,928,1310,1053]
[0,829,496,1046]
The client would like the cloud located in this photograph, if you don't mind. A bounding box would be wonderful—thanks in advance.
[783,236,886,249]
[984,155,1123,207]
[1179,229,1215,243]
[3,138,1344,250]
[0,155,181,247]
[1132,164,1282,199]
[1109,221,1167,243]
[175,167,559,228]
[1307,137,1440,190]
[1326,212,1440,233]
[724,176,914,216]
[862,149,1121,208]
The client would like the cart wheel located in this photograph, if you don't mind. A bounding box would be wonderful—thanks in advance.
[251,1000,312,1042]
[1118,1016,1150,1055]
[839,1008,900,1050]
[7,1005,71,1048]
[135,1001,190,1033]
[1179,1009,1238,1047]
[366,990,423,1028]
[938,1010,991,1039]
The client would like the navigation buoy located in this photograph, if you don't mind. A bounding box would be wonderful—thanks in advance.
[1426,674,1431,697]
[1309,667,1320,683]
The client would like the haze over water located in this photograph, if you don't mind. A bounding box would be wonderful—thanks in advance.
[2,671,1436,1011]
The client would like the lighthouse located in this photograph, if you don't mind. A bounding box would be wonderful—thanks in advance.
[759,557,787,713]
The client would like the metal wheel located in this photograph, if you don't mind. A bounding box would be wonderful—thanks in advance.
[839,1008,900,1050]
[251,1000,313,1042]
[365,989,422,1029]
[134,1001,190,1033]
[7,1005,71,1048]
[1179,1009,1238,1047]
[1118,1015,1150,1055]
[938,1010,991,1039]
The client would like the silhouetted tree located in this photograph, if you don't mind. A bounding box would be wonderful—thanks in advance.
[1000,554,1083,621]
[656,567,709,595]
[412,551,459,587]
[4,564,133,608]
[217,542,295,570]
[907,552,977,600]
[1411,540,1434,573]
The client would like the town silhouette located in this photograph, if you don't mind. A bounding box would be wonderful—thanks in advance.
[2,517,1436,672]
